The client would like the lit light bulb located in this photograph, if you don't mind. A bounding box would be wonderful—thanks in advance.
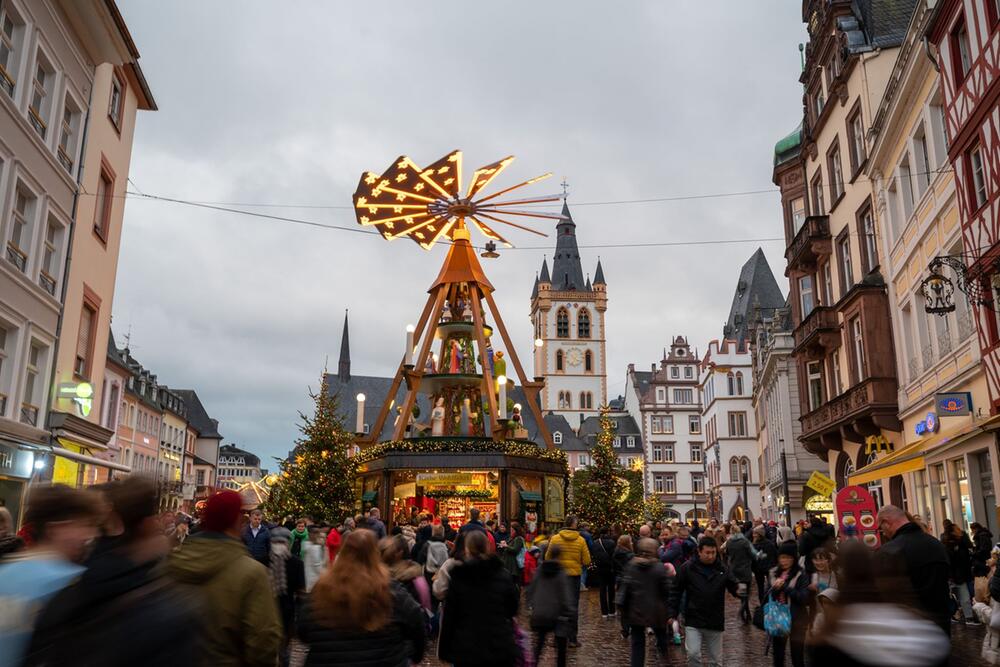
[534,338,544,347]
[356,393,366,402]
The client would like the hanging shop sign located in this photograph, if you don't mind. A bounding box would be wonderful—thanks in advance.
[835,485,880,548]
[804,494,834,513]
[805,470,836,497]
[915,412,940,437]
[864,434,893,455]
[936,392,973,417]
[57,382,93,417]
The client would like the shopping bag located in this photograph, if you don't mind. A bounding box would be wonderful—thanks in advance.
[763,595,791,637]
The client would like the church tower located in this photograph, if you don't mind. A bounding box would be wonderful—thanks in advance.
[530,200,608,426]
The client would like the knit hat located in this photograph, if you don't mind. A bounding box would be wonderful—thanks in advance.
[270,526,291,543]
[201,491,242,532]
[778,540,798,559]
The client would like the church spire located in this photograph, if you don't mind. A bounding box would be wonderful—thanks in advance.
[338,310,351,382]
[593,257,606,286]
[539,256,550,283]
[552,201,585,291]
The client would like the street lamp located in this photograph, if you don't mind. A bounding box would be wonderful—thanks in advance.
[780,445,792,527]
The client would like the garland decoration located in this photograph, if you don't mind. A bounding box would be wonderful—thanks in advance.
[356,437,568,466]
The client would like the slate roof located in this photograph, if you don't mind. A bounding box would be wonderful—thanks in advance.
[173,389,222,439]
[219,443,260,468]
[848,0,918,51]
[106,331,129,370]
[630,370,653,400]
[723,248,785,344]
[551,202,587,291]
[593,259,606,285]
[579,414,643,453]
[773,124,802,167]
[547,413,587,451]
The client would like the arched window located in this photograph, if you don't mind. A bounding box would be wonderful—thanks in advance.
[553,431,563,445]
[735,371,744,395]
[727,373,735,396]
[577,309,591,338]
[740,457,751,483]
[580,392,587,410]
[835,452,854,490]
[587,392,594,409]
[556,308,570,338]
[556,349,564,371]
[584,350,593,373]
[729,457,741,482]
[564,392,571,409]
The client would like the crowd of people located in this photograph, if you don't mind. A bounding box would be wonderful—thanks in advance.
[0,484,985,666]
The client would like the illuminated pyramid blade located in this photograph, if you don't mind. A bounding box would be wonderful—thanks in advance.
[466,156,514,198]
[418,150,463,198]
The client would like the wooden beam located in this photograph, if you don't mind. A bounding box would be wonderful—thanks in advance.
[392,285,447,441]
[469,283,499,439]
[483,289,554,450]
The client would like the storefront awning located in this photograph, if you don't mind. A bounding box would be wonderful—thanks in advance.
[53,439,131,473]
[518,491,543,502]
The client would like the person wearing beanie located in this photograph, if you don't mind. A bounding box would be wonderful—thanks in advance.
[167,491,282,667]
[768,540,810,667]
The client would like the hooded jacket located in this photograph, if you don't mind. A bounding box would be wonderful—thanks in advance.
[526,559,571,630]
[438,556,519,666]
[167,532,282,667]
[618,556,672,628]
[547,528,592,576]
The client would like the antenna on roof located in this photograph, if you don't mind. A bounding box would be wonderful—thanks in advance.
[123,323,133,351]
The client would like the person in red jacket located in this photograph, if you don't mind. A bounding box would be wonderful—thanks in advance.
[523,545,541,585]
[326,518,352,562]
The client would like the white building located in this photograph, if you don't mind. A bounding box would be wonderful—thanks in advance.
[625,336,707,522]
[531,201,607,426]
[216,443,262,490]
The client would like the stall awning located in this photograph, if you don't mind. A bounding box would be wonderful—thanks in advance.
[519,491,543,502]
[53,439,131,473]
[361,490,377,502]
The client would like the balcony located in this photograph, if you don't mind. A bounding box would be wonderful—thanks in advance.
[800,377,901,455]
[785,216,831,274]
[793,306,840,356]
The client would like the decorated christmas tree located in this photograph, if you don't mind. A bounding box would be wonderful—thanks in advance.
[262,377,358,524]
[571,405,643,530]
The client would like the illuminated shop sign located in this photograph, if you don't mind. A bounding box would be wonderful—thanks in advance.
[915,412,939,437]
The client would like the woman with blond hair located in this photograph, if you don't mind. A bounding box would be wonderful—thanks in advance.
[297,529,426,666]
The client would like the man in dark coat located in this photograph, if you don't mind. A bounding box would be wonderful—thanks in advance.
[241,509,271,565]
[797,515,834,573]
[972,522,994,578]
[877,505,952,634]
[619,538,672,665]
[668,537,740,666]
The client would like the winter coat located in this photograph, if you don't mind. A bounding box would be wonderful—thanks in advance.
[752,537,777,576]
[973,529,994,577]
[877,522,951,634]
[942,530,974,584]
[297,580,426,667]
[438,556,519,666]
[522,549,539,584]
[421,535,449,574]
[390,560,431,610]
[546,529,592,576]
[725,532,756,582]
[590,536,616,576]
[526,559,571,630]
[24,550,198,667]
[303,541,327,592]
[167,532,282,667]
[668,558,739,631]
[766,564,810,627]
[797,523,834,573]
[432,557,460,601]
[498,535,525,579]
[241,523,271,565]
[325,527,342,562]
[663,536,696,569]
[613,547,634,584]
[618,556,672,628]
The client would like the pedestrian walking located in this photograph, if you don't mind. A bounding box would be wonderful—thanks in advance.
[972,521,994,601]
[269,526,306,665]
[297,529,425,666]
[498,521,526,591]
[668,537,740,667]
[167,491,282,667]
[618,538,672,666]
[752,526,778,604]
[546,515,592,647]
[875,504,951,635]
[797,516,834,574]
[242,508,271,566]
[381,534,432,613]
[431,532,466,602]
[664,525,696,571]
[303,526,328,593]
[24,478,198,667]
[438,530,520,667]
[767,540,810,667]
[326,518,347,563]
[725,527,757,624]
[940,519,978,624]
[527,542,571,667]
[290,518,309,558]
[368,508,387,540]
[592,526,617,618]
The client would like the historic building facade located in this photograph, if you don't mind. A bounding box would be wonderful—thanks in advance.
[791,0,916,493]
[625,337,707,522]
[531,201,607,426]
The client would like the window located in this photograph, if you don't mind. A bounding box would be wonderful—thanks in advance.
[897,157,915,219]
[556,308,569,338]
[109,69,125,129]
[0,323,10,415]
[28,57,49,138]
[970,144,988,210]
[656,387,665,403]
[7,187,32,272]
[670,366,679,379]
[847,108,866,174]
[857,201,878,274]
[689,415,701,434]
[579,391,593,410]
[728,412,747,437]
[57,103,79,174]
[799,274,815,317]
[790,196,806,232]
[555,350,564,372]
[626,436,635,447]
[654,474,665,494]
[653,444,662,462]
[727,372,735,396]
[836,230,853,295]
[828,143,844,202]
[811,171,825,215]
[807,360,825,411]
[886,178,901,243]
[94,166,114,241]
[39,219,61,296]
[831,353,843,397]
[952,16,972,81]
[684,366,693,379]
[21,342,43,426]
[735,372,744,395]
[673,388,693,404]
[822,261,834,306]
[691,473,704,494]
[851,317,866,382]
[577,309,590,338]
[0,1,20,98]
[665,473,677,494]
[75,305,95,378]
[663,443,674,462]
[613,437,621,448]
[584,350,593,373]
[661,416,674,434]
[741,457,751,483]
[578,454,588,467]
[913,123,932,196]
[929,92,948,163]
[651,416,662,434]
[812,83,826,121]
[691,442,703,463]
[730,457,741,481]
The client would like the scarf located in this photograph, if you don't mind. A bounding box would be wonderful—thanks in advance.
[269,541,290,597]
[290,528,308,556]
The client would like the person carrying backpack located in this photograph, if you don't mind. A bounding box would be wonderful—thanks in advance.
[527,542,572,667]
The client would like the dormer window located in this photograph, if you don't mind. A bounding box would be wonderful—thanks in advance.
[553,431,563,445]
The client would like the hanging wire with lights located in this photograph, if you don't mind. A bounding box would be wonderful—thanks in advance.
[352,149,565,250]
[920,253,999,315]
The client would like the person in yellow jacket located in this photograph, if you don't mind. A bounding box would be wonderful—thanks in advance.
[546,515,591,648]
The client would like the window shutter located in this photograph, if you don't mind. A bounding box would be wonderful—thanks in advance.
[77,307,93,372]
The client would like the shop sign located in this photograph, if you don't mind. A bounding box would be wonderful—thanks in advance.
[864,434,893,455]
[835,486,880,548]
[805,470,836,497]
[57,382,93,417]
[936,392,972,416]
[0,443,35,479]
[915,412,939,437]
[416,472,475,486]
[804,495,834,513]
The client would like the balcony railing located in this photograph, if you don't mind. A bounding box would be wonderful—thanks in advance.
[38,271,56,296]
[785,216,831,272]
[20,403,39,427]
[801,376,897,440]
[6,244,26,272]
[793,306,839,352]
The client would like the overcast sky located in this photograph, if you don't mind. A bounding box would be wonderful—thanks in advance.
[111,2,808,466]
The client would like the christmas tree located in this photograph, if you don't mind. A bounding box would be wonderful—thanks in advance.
[570,405,643,530]
[261,376,358,524]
